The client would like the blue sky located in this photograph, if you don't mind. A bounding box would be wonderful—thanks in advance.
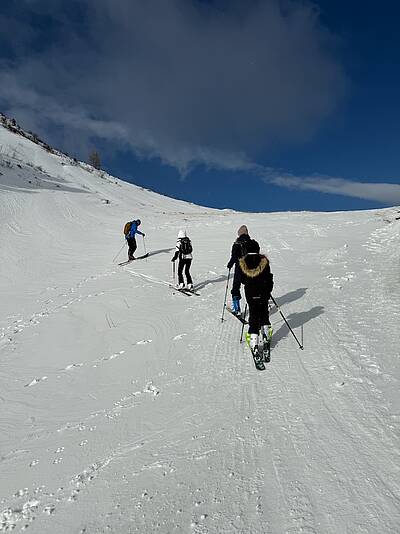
[1,0,399,212]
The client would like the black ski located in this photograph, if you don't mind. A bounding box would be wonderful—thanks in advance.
[243,332,267,370]
[262,335,271,363]
[248,345,266,371]
[186,289,200,296]
[227,308,248,324]
[119,253,149,266]
[169,284,192,296]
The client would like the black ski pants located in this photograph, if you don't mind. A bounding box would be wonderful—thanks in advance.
[247,294,270,334]
[178,258,193,285]
[230,264,242,299]
[127,237,137,259]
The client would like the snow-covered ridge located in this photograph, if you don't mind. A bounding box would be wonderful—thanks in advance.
[0,114,214,211]
[1,119,400,533]
[0,112,60,155]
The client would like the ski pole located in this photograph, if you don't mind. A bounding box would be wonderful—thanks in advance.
[172,260,176,283]
[220,268,231,322]
[240,303,247,343]
[113,240,126,262]
[142,235,147,255]
[270,295,304,350]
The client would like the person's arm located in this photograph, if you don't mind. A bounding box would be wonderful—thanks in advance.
[268,272,274,294]
[261,259,273,295]
[264,264,274,295]
[136,229,145,237]
[227,243,237,269]
[171,241,180,262]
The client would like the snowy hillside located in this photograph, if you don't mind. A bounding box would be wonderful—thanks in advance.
[0,123,399,533]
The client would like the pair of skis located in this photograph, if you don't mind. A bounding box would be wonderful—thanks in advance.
[169,285,200,296]
[250,333,271,371]
[227,308,271,371]
[118,253,149,266]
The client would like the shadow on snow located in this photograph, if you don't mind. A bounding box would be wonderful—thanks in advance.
[194,274,228,291]
[271,305,325,350]
[146,248,174,258]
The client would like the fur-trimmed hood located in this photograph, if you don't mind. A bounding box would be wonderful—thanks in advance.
[239,254,269,278]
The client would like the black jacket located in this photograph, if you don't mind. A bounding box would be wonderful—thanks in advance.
[238,253,273,299]
[227,234,251,269]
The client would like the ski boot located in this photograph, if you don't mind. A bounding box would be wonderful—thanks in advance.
[231,296,241,315]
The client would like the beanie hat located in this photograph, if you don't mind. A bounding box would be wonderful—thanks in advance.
[246,239,260,254]
[237,225,248,236]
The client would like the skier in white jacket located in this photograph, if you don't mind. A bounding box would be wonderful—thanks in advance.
[171,230,193,289]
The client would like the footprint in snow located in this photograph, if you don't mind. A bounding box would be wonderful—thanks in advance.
[100,350,125,362]
[64,363,83,370]
[25,377,48,387]
[136,339,152,345]
[144,381,160,396]
[173,334,187,340]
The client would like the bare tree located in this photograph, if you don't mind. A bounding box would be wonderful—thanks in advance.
[88,149,101,170]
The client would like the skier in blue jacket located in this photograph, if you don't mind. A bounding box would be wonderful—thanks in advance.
[124,219,145,260]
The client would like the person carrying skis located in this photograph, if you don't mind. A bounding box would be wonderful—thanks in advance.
[227,225,252,314]
[238,239,274,352]
[171,230,193,289]
[124,219,145,260]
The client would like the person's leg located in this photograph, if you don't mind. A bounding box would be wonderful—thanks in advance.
[246,299,259,349]
[230,265,242,312]
[184,259,193,286]
[230,265,242,299]
[259,296,269,324]
[260,297,273,339]
[177,259,184,286]
[252,297,264,333]
[128,237,137,260]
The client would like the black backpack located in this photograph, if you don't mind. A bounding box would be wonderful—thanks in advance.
[180,237,192,255]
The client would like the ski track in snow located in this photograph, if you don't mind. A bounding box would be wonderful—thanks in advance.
[1,126,400,533]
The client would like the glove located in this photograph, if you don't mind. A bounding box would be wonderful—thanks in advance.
[142,233,146,237]
[171,258,175,262]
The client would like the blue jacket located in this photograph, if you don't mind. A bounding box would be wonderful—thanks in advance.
[127,221,144,239]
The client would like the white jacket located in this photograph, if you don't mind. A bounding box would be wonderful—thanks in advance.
[174,238,192,260]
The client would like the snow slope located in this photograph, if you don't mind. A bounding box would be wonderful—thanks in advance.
[0,124,399,533]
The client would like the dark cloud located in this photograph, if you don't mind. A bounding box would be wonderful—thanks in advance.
[0,0,347,172]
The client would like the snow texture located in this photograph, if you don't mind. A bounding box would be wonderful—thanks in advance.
[0,122,399,533]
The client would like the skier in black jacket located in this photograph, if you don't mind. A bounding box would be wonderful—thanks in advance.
[238,239,274,350]
[227,225,252,313]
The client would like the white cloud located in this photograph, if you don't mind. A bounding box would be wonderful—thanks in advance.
[264,171,400,205]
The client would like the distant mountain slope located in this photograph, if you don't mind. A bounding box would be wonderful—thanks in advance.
[1,117,399,534]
